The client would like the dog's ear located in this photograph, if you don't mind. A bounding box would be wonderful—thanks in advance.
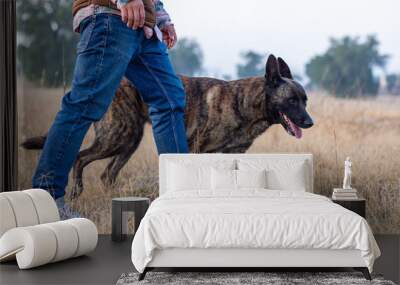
[265,54,281,87]
[277,57,293,79]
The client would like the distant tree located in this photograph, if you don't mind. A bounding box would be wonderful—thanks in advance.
[386,74,400,95]
[222,74,232,81]
[236,51,265,78]
[17,0,78,87]
[169,38,204,76]
[306,35,388,97]
[293,74,303,82]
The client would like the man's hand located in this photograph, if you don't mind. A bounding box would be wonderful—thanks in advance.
[161,24,177,49]
[120,0,145,30]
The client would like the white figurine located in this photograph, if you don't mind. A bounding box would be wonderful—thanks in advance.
[343,157,352,189]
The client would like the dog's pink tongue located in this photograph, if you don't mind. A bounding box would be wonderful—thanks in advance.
[289,120,302,139]
[293,125,302,139]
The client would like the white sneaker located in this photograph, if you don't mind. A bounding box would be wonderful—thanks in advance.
[55,197,81,220]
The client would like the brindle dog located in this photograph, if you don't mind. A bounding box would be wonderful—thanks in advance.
[22,55,314,199]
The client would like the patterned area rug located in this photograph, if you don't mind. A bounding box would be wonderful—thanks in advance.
[116,272,396,285]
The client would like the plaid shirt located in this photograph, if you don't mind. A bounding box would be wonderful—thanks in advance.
[73,0,171,40]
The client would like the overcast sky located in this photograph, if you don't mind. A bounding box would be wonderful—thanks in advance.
[164,0,400,79]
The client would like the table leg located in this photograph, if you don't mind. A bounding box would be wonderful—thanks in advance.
[134,202,150,235]
[112,201,123,242]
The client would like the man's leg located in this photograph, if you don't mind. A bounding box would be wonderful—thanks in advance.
[124,38,189,154]
[32,14,144,199]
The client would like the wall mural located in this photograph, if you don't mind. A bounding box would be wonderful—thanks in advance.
[17,0,400,234]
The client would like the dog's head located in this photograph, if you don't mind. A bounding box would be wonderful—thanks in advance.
[264,54,314,139]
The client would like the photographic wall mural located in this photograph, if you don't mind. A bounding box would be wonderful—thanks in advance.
[17,0,400,234]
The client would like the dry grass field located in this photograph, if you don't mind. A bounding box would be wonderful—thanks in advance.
[17,80,400,234]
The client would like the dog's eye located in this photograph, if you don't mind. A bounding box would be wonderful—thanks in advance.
[288,98,297,104]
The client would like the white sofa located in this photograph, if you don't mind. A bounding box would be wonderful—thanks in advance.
[0,189,98,269]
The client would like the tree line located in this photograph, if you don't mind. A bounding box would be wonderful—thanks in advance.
[17,0,399,97]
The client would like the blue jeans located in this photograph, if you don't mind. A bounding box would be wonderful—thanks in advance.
[32,14,189,199]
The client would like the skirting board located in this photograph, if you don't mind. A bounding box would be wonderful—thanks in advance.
[147,248,366,268]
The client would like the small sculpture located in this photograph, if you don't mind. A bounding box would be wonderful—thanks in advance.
[343,157,352,189]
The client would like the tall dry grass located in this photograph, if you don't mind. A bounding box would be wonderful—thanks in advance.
[18,81,400,234]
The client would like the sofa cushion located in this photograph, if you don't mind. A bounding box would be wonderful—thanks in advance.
[0,191,39,228]
[0,189,60,238]
[0,196,17,237]
[24,189,60,224]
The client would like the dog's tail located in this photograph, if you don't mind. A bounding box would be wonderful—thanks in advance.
[21,135,47,150]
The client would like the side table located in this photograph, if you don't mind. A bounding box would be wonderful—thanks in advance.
[332,198,366,218]
[112,197,150,242]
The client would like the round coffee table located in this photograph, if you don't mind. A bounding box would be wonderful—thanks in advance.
[111,197,150,242]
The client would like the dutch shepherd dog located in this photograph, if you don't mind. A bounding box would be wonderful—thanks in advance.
[22,55,314,199]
